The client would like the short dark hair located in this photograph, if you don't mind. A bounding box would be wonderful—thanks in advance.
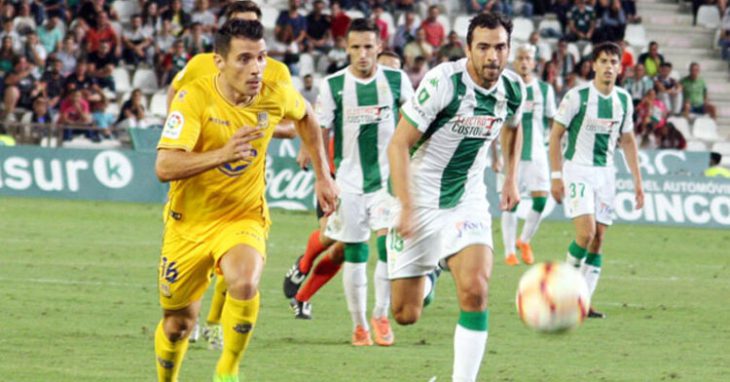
[347,18,380,39]
[592,42,622,61]
[660,62,672,69]
[215,19,264,58]
[378,50,401,60]
[225,0,261,20]
[466,12,513,47]
[710,152,722,165]
[649,41,658,47]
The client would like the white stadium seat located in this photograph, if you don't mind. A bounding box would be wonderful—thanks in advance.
[537,19,561,38]
[112,68,131,94]
[260,6,279,32]
[132,68,159,95]
[149,92,168,119]
[712,141,730,155]
[112,0,140,24]
[437,15,451,35]
[291,76,303,91]
[299,53,315,76]
[693,116,722,142]
[685,140,707,151]
[453,15,470,39]
[696,5,721,29]
[512,17,534,42]
[625,24,647,49]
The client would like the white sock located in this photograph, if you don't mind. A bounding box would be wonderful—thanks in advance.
[343,262,368,330]
[422,273,434,300]
[452,325,488,382]
[581,263,602,298]
[519,209,543,243]
[501,211,518,256]
[372,260,390,318]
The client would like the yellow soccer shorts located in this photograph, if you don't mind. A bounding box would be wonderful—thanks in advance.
[157,218,268,310]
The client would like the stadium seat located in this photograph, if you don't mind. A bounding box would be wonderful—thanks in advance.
[132,68,159,95]
[291,76,303,91]
[299,53,315,76]
[685,140,707,151]
[346,9,365,19]
[106,102,120,120]
[667,116,692,140]
[582,43,593,58]
[112,0,140,24]
[537,19,561,39]
[112,68,132,94]
[149,92,168,118]
[567,43,580,63]
[437,15,451,36]
[379,12,396,45]
[712,141,730,156]
[20,111,31,124]
[260,6,279,32]
[537,41,552,62]
[625,24,647,49]
[693,116,722,142]
[696,5,721,29]
[453,15,470,39]
[511,17,534,42]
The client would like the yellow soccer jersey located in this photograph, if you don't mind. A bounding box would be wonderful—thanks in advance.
[171,53,292,92]
[158,74,306,236]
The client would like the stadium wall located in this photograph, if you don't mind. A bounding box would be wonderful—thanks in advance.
[1,141,727,228]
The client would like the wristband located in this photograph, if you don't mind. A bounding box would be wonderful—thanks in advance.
[550,171,562,180]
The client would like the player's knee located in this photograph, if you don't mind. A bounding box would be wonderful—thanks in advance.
[329,242,345,263]
[392,304,421,325]
[164,315,196,341]
[226,278,259,300]
[577,226,596,246]
[457,275,489,311]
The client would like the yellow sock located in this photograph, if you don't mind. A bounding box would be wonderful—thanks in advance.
[207,276,227,324]
[215,292,260,377]
[154,320,189,382]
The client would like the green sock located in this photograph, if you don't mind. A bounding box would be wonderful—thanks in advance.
[566,240,587,268]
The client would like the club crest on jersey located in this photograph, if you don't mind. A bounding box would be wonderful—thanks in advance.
[585,117,620,133]
[162,111,184,139]
[218,149,258,177]
[257,112,269,129]
[344,105,392,125]
[450,115,503,138]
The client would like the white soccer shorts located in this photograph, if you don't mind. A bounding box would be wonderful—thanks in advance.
[518,158,550,193]
[324,189,395,243]
[562,161,617,225]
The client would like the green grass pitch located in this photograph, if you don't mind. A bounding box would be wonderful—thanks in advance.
[1,197,729,381]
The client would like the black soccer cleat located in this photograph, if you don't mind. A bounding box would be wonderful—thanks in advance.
[283,255,308,298]
[587,308,606,319]
[290,298,312,320]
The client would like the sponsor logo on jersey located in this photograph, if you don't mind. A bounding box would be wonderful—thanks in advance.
[162,111,184,139]
[218,152,257,177]
[450,115,503,138]
[344,105,392,125]
[208,116,230,127]
[584,117,620,134]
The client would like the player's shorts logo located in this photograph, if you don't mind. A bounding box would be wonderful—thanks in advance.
[454,220,487,239]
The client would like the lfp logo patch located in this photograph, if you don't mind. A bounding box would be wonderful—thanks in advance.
[162,111,184,139]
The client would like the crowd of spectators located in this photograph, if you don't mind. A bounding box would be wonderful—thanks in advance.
[0,0,724,151]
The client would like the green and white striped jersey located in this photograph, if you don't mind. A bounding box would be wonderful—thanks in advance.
[400,59,525,209]
[317,65,414,194]
[521,78,556,163]
[554,82,633,167]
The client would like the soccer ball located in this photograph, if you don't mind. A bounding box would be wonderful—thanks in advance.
[516,262,590,333]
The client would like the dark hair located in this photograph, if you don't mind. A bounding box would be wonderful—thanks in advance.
[591,42,622,61]
[215,19,264,58]
[347,18,380,39]
[225,0,261,20]
[660,62,672,69]
[378,50,401,60]
[710,152,722,165]
[304,74,312,79]
[649,41,658,47]
[689,62,699,70]
[466,12,512,47]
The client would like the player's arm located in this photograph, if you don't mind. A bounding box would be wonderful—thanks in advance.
[500,121,522,211]
[548,121,567,203]
[290,92,337,214]
[273,119,297,139]
[156,127,262,182]
[618,97,643,209]
[388,117,422,238]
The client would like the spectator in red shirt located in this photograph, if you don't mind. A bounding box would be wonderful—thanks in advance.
[85,12,120,56]
[420,5,445,49]
[372,4,389,44]
[59,88,93,140]
[330,1,351,40]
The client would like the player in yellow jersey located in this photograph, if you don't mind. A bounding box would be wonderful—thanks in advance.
[167,1,296,138]
[153,19,337,382]
[166,1,297,347]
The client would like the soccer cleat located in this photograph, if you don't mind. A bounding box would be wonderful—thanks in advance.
[202,324,223,350]
[505,253,520,266]
[351,325,373,346]
[517,240,535,265]
[283,255,309,298]
[289,298,312,320]
[370,316,394,346]
[213,374,239,382]
[423,266,442,307]
[587,308,606,319]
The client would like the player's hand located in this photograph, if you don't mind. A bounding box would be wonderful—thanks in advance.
[551,179,564,204]
[296,147,311,170]
[396,204,415,239]
[500,178,520,211]
[491,158,503,174]
[634,186,645,210]
[315,173,338,216]
[221,126,264,163]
